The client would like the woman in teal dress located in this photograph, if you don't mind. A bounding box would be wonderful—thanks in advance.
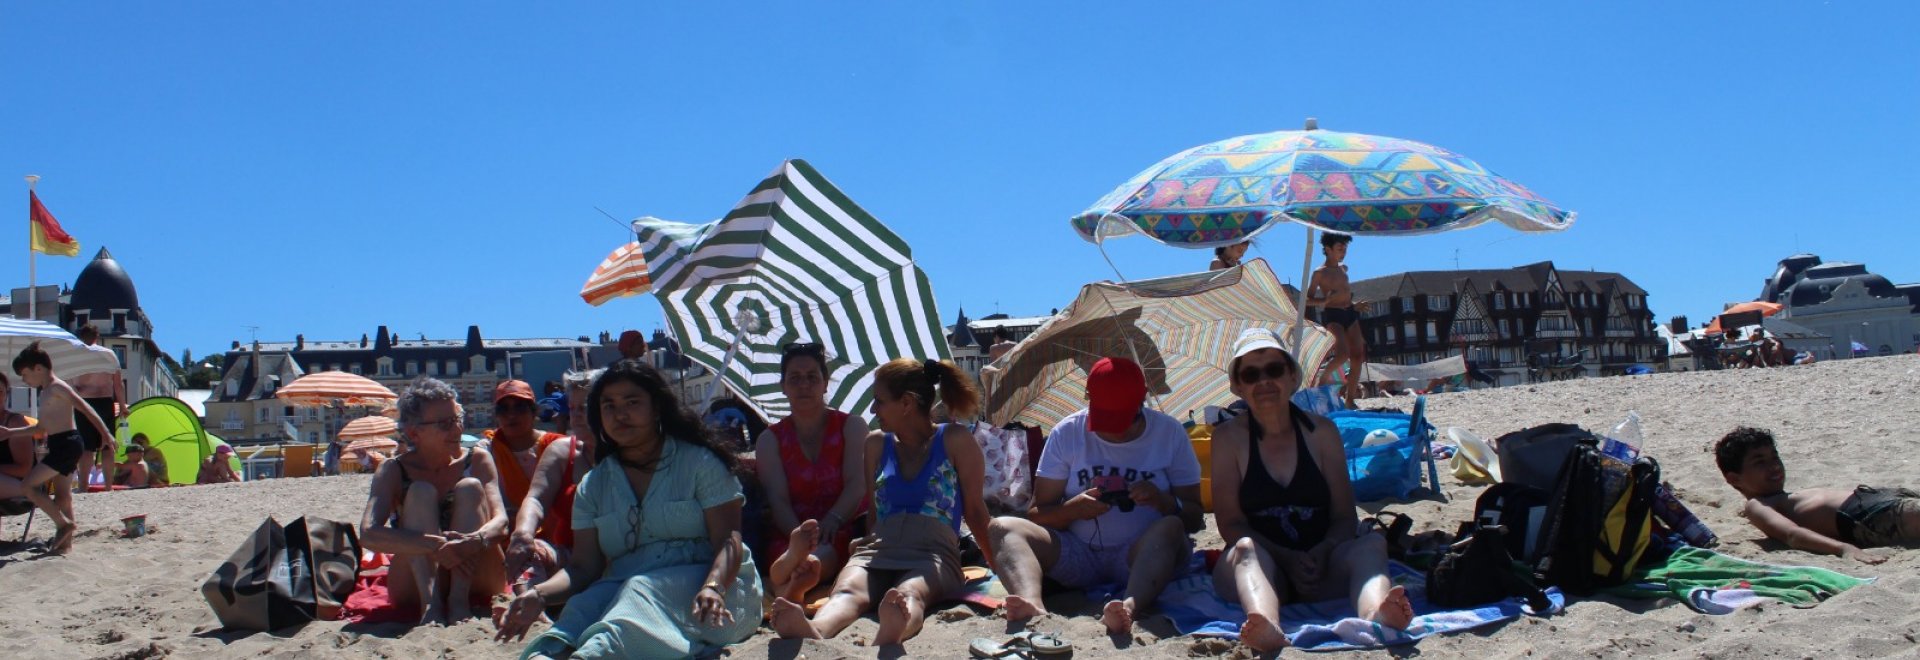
[494,359,762,658]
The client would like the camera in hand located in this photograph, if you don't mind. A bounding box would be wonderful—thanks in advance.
[1098,488,1136,512]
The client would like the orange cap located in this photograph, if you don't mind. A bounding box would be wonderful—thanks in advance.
[493,379,536,404]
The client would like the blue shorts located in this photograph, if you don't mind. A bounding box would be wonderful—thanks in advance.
[1048,530,1191,589]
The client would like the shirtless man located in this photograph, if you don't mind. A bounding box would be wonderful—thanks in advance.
[69,325,124,491]
[1211,241,1249,270]
[4,342,117,554]
[1716,426,1913,564]
[1307,233,1364,407]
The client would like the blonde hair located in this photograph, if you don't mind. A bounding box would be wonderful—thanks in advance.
[873,358,978,419]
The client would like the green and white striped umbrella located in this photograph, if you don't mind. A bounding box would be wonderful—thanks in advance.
[632,160,950,421]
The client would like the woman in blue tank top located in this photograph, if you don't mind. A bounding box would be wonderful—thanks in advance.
[768,358,995,647]
[1209,329,1413,654]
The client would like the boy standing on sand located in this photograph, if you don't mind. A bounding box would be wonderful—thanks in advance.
[3,342,117,554]
[1307,233,1365,407]
[1716,426,1916,564]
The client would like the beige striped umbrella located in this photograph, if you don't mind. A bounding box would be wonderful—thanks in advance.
[580,241,652,307]
[277,371,398,407]
[982,258,1335,430]
[337,415,398,441]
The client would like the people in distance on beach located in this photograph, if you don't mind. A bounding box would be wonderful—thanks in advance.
[767,358,994,647]
[199,445,242,484]
[3,341,117,554]
[759,343,871,606]
[494,359,761,657]
[131,433,168,487]
[1307,233,1365,407]
[1716,426,1913,564]
[504,368,602,597]
[115,443,151,488]
[1211,241,1250,270]
[0,371,38,483]
[69,325,125,492]
[360,376,511,626]
[987,356,1205,635]
[1210,329,1413,653]
[487,379,567,545]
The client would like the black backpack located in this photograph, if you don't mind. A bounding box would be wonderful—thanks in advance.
[1425,523,1552,611]
[1535,440,1663,594]
[1473,482,1553,563]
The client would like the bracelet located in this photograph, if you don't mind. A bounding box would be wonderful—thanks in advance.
[702,581,724,594]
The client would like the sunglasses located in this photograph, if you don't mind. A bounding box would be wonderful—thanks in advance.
[495,401,535,414]
[414,417,460,432]
[1236,362,1295,385]
[784,342,824,355]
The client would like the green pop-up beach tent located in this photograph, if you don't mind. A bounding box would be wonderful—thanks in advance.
[115,396,239,485]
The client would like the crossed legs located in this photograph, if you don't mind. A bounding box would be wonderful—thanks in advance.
[769,519,841,603]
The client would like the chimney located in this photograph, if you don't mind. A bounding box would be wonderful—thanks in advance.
[295,334,305,351]
[1669,316,1689,335]
[231,340,240,350]
[360,333,368,348]
[375,326,392,353]
[250,340,262,380]
[465,325,484,353]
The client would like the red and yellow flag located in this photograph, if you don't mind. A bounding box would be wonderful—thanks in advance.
[29,191,79,257]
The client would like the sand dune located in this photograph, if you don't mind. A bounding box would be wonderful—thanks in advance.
[5,355,1918,659]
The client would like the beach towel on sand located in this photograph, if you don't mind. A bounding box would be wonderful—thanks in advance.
[805,565,1007,614]
[1131,559,1564,651]
[1605,546,1870,614]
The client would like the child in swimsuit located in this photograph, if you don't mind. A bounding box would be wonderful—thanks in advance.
[4,342,117,554]
[1307,233,1365,407]
[1717,426,1915,564]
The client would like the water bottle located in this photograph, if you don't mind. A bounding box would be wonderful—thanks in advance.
[1651,482,1719,548]
[1601,411,1643,462]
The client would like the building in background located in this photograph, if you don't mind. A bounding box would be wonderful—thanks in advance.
[2,247,181,402]
[946,308,1054,381]
[1756,254,1919,358]
[1350,261,1663,386]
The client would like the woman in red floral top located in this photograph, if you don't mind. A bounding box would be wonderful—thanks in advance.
[756,343,870,604]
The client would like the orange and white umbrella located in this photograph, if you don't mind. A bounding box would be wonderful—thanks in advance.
[343,437,399,454]
[277,371,398,407]
[338,415,398,441]
[580,241,652,307]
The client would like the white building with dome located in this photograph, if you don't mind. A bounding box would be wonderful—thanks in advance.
[3,247,181,400]
[1757,254,1919,358]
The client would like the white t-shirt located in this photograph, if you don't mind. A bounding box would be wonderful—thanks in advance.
[1036,408,1201,549]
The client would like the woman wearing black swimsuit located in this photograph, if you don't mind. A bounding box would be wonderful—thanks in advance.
[1209,329,1412,653]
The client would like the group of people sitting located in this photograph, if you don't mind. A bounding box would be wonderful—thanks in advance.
[355,326,1414,657]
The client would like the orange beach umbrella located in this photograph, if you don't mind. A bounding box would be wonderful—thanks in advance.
[580,242,652,307]
[276,372,398,407]
[1705,301,1784,334]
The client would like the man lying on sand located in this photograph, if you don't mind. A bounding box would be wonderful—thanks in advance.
[1717,426,1917,564]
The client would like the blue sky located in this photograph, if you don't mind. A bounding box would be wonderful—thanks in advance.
[5,3,1917,363]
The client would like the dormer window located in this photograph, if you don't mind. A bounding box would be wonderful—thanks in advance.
[111,309,128,333]
[73,311,90,328]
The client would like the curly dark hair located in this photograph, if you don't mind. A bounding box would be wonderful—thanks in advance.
[1320,232,1352,248]
[779,342,829,380]
[586,358,739,474]
[1714,426,1777,474]
[12,341,50,374]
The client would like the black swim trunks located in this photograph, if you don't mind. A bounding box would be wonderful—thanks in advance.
[73,397,117,451]
[1321,306,1360,327]
[43,431,84,477]
[1836,485,1920,547]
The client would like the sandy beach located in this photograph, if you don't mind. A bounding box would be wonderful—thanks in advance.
[5,354,1919,659]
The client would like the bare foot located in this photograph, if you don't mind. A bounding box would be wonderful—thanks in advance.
[1240,611,1289,653]
[770,521,822,597]
[768,597,823,639]
[783,555,823,603]
[1101,598,1135,636]
[419,601,448,627]
[872,588,922,646]
[49,523,76,555]
[1361,585,1414,630]
[1004,594,1048,622]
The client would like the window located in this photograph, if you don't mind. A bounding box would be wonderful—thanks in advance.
[1492,294,1506,311]
[112,346,127,368]
[308,432,319,444]
[377,358,394,377]
[73,311,89,327]
[258,408,268,423]
[1583,318,1594,336]
[426,361,439,376]
[350,363,364,376]
[1399,298,1413,313]
[406,361,419,376]
[1402,321,1415,342]
[471,355,489,374]
[445,360,459,376]
[1426,321,1438,339]
[1386,326,1397,342]
[1429,295,1451,311]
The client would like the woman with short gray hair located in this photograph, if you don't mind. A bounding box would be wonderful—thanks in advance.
[360,376,511,625]
[504,368,603,592]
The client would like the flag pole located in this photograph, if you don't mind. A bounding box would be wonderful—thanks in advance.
[24,174,38,321]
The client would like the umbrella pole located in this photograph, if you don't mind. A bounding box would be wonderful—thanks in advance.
[703,330,746,411]
[1292,227,1317,352]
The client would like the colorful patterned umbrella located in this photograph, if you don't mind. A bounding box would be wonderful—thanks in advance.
[580,242,653,306]
[1073,127,1574,247]
[275,371,397,407]
[625,160,950,422]
[982,258,1335,430]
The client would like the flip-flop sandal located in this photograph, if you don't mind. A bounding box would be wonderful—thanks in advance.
[1021,631,1072,656]
[969,631,1073,658]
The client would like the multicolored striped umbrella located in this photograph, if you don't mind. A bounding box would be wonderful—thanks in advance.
[629,160,949,422]
[982,258,1335,430]
[337,415,398,441]
[0,317,121,376]
[275,371,397,407]
[1073,127,1574,247]
[579,242,653,306]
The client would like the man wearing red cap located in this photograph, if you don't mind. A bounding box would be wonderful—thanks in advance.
[486,380,565,524]
[986,357,1204,636]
